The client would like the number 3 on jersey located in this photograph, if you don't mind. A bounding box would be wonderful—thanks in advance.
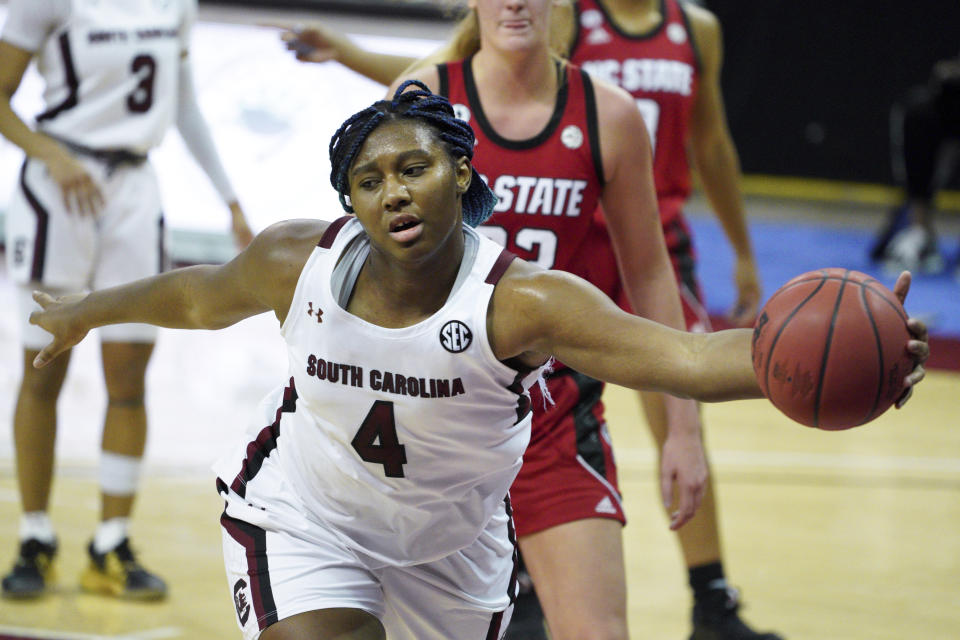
[127,55,156,113]
[479,225,558,269]
[352,401,407,478]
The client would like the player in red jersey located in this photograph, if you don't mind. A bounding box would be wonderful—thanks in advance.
[280,1,767,638]
[564,2,777,638]
[390,3,709,640]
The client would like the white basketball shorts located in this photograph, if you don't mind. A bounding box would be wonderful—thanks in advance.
[5,156,165,346]
[217,441,517,640]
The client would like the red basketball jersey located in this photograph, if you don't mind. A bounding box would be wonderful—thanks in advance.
[438,57,604,273]
[570,0,700,231]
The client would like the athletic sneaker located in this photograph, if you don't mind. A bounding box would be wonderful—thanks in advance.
[690,586,784,640]
[882,225,945,275]
[869,204,911,262]
[80,537,167,600]
[1,538,58,598]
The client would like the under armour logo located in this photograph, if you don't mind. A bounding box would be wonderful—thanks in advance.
[233,578,251,625]
[308,302,323,323]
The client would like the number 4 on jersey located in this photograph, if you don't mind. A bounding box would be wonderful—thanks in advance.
[351,401,407,478]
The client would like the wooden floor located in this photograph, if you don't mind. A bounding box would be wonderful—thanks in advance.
[1,371,958,640]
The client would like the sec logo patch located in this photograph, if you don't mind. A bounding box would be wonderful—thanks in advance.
[440,320,473,353]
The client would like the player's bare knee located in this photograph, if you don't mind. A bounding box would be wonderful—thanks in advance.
[101,342,152,400]
[19,356,69,401]
[104,371,146,405]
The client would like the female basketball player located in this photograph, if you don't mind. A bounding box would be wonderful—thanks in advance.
[26,83,928,640]
[282,1,770,637]
[0,0,252,599]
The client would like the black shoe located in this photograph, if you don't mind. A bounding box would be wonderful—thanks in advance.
[80,537,167,600]
[1,538,58,599]
[505,562,549,640]
[690,586,784,640]
[869,204,911,262]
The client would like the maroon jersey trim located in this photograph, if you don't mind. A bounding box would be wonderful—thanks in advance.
[220,511,279,630]
[228,378,298,498]
[484,248,517,285]
[318,216,352,248]
[18,161,49,282]
[36,33,79,123]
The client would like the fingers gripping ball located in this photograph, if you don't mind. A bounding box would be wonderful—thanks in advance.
[751,268,914,430]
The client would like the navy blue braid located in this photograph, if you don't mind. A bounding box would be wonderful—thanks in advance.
[329,108,387,212]
[328,80,497,226]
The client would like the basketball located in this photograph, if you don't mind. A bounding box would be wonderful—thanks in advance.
[751,268,914,430]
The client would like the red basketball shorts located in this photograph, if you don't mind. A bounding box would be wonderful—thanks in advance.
[509,370,626,538]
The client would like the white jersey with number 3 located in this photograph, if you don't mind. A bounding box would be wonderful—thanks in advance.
[1,0,194,152]
[215,217,545,566]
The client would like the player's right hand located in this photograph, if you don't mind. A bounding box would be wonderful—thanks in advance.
[46,150,104,216]
[660,428,707,530]
[726,255,761,327]
[29,291,90,368]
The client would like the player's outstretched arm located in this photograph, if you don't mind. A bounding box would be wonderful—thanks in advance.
[29,219,327,368]
[279,23,417,86]
[490,261,760,403]
[491,263,931,405]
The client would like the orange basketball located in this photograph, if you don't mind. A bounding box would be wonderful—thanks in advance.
[751,268,914,430]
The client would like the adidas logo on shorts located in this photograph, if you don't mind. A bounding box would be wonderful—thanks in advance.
[594,495,618,515]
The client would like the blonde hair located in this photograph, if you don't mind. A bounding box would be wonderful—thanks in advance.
[441,1,576,62]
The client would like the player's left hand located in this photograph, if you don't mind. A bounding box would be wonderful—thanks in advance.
[660,429,707,530]
[726,255,761,327]
[229,201,254,250]
[891,270,930,408]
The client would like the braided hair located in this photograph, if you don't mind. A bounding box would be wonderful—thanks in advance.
[329,80,497,227]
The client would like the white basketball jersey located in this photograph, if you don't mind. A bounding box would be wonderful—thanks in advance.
[216,218,545,566]
[1,0,194,152]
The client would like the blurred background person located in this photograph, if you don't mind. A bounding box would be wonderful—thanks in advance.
[0,0,252,599]
[869,53,960,279]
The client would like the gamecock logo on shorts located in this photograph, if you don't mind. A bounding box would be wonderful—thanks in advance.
[233,578,251,625]
[440,320,473,353]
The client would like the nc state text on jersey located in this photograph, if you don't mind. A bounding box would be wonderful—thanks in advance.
[306,355,466,398]
[581,59,693,95]
[486,176,589,216]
